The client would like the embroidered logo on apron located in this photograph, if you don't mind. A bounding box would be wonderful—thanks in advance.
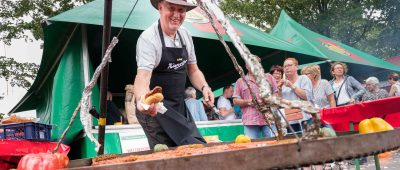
[167,60,187,70]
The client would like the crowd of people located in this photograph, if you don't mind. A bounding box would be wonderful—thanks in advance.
[183,57,400,140]
[105,0,400,150]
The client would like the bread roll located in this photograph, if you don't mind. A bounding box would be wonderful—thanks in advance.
[144,86,164,105]
[144,93,164,105]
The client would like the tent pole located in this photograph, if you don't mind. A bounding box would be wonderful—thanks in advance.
[98,0,112,155]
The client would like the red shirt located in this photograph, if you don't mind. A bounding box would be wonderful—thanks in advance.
[233,74,277,125]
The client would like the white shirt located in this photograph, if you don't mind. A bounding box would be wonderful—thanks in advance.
[217,96,236,120]
[136,22,197,71]
[394,82,400,96]
[333,80,350,105]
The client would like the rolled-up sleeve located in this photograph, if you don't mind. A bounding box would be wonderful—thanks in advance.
[233,79,242,99]
[187,33,197,64]
[136,35,157,71]
[265,74,278,94]
[299,75,314,102]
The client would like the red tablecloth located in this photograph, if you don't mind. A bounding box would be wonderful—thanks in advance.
[0,140,70,169]
[321,96,400,131]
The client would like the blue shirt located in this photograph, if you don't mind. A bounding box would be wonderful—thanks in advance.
[281,75,313,120]
[185,98,208,121]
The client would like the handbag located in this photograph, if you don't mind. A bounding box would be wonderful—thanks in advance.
[284,108,303,121]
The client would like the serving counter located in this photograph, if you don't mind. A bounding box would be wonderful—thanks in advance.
[72,120,244,159]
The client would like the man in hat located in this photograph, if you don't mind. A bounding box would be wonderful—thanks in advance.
[133,0,214,149]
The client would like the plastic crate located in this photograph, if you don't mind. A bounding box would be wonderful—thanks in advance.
[0,122,52,141]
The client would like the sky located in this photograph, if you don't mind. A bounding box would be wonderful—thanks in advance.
[0,37,43,117]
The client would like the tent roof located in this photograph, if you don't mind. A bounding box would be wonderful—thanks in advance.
[270,11,400,73]
[50,0,313,55]
[11,0,322,113]
[387,56,400,66]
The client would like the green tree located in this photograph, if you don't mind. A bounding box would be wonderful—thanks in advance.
[0,0,94,45]
[367,0,400,59]
[220,0,399,59]
[0,0,93,89]
[0,56,38,89]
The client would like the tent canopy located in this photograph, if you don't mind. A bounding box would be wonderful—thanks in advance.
[11,0,321,114]
[10,0,323,143]
[270,11,400,81]
[387,56,400,66]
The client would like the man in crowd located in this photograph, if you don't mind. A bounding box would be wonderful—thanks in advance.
[233,57,278,139]
[217,85,236,120]
[185,87,208,121]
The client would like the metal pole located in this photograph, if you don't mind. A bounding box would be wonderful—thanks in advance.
[350,122,361,170]
[374,154,381,170]
[98,0,112,155]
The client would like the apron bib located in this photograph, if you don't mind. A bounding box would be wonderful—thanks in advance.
[148,21,205,145]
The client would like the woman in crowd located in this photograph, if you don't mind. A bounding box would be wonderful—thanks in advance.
[301,65,336,109]
[388,72,400,97]
[362,77,388,101]
[329,62,365,106]
[358,76,389,164]
[278,58,313,125]
[269,65,284,84]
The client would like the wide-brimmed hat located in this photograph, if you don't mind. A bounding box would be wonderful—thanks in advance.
[151,0,197,11]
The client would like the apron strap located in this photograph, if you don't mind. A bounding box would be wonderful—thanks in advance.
[158,20,166,49]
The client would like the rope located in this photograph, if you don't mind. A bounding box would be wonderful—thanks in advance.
[56,0,139,153]
[116,0,139,38]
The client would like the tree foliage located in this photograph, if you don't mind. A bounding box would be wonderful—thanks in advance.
[0,0,93,89]
[0,56,39,89]
[220,0,400,59]
[0,0,93,45]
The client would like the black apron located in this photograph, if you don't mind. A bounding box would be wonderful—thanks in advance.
[144,21,205,147]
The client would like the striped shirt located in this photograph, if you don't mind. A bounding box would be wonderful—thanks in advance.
[313,79,334,108]
[233,74,277,125]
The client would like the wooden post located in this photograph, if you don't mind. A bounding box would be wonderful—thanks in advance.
[98,0,112,155]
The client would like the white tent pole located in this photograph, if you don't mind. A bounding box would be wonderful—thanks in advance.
[81,25,92,123]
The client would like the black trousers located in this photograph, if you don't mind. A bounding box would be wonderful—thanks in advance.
[136,105,205,149]
[136,111,175,149]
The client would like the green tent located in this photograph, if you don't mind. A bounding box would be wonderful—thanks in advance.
[10,0,320,145]
[271,11,400,80]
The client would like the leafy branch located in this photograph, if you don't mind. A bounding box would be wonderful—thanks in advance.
[0,56,39,89]
[0,0,93,44]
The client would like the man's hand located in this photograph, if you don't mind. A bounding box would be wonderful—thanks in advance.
[187,64,214,106]
[134,70,157,116]
[247,99,254,107]
[277,80,285,91]
[284,79,296,89]
[136,95,158,117]
[202,86,214,107]
[256,98,265,107]
[349,98,356,104]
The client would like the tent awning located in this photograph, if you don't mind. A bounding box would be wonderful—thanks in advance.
[270,11,400,80]
[49,0,316,55]
[11,0,324,114]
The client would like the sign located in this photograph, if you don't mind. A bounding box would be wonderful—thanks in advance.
[119,129,150,153]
